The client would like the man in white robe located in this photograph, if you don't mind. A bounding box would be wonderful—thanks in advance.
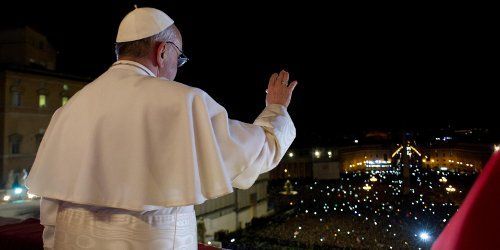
[26,7,297,250]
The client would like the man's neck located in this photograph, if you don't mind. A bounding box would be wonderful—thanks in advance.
[118,56,157,76]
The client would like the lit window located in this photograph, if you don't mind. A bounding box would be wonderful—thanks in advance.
[62,96,69,106]
[39,94,47,108]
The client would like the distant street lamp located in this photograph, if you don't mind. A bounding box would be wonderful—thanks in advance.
[314,150,321,158]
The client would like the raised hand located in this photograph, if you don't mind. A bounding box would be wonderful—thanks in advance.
[265,70,298,108]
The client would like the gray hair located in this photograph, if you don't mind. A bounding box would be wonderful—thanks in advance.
[115,25,178,59]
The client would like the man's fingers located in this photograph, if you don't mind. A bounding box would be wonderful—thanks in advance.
[276,70,285,86]
[282,71,289,85]
[268,73,278,88]
[288,81,298,92]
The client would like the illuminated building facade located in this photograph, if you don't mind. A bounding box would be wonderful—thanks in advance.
[270,142,494,180]
[0,27,88,186]
[270,151,313,180]
[270,148,340,180]
[421,143,492,172]
[340,145,393,172]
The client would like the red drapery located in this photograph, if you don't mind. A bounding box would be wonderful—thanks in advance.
[432,152,500,249]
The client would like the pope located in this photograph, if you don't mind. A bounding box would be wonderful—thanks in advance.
[26,6,298,250]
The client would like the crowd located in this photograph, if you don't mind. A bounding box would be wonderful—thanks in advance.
[219,167,477,249]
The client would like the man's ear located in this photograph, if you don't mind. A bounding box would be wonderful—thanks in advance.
[156,42,167,67]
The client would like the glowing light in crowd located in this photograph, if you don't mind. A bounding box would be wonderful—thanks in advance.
[362,184,372,191]
[495,144,500,152]
[3,195,10,201]
[288,152,294,157]
[370,176,378,182]
[439,177,448,183]
[27,192,37,199]
[419,232,431,241]
[14,187,23,194]
[230,238,235,243]
[328,151,332,158]
[446,185,456,192]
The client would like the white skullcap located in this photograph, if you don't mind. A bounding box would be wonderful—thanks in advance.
[116,7,174,43]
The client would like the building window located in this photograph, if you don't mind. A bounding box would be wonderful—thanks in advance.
[62,96,69,106]
[61,85,69,106]
[9,133,23,154]
[37,87,49,108]
[12,143,20,154]
[10,80,24,107]
[39,94,47,108]
[11,92,22,106]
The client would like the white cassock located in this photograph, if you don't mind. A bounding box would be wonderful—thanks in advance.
[26,60,296,249]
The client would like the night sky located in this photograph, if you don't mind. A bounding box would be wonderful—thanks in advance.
[1,1,497,147]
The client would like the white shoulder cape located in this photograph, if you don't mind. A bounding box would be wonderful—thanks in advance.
[26,63,295,211]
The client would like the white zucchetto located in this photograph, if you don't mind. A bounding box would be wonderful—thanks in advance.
[116,7,174,43]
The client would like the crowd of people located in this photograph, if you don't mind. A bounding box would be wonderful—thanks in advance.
[218,167,477,249]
